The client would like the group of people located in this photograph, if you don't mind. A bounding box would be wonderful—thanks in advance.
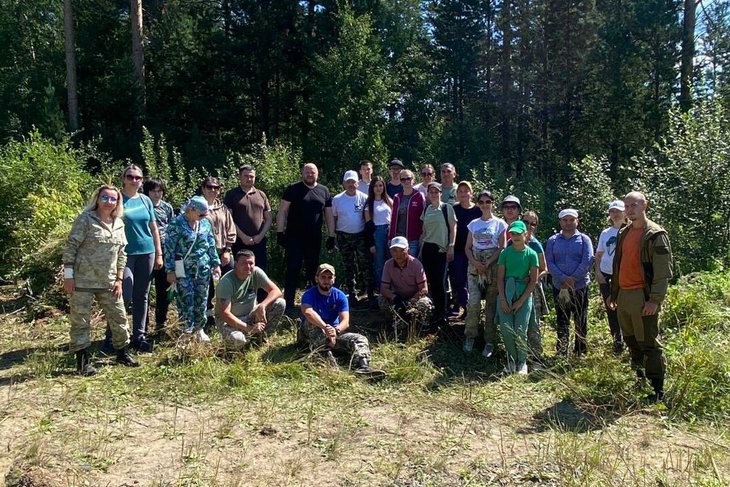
[63,160,673,400]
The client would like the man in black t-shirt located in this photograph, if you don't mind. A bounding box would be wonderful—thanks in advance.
[276,163,336,312]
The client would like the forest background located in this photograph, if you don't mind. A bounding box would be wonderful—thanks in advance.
[1,0,729,287]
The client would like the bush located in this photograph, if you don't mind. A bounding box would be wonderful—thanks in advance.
[0,131,94,284]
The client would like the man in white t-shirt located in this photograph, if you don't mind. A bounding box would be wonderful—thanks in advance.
[332,170,374,305]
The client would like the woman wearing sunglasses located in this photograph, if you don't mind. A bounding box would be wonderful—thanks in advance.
[63,185,139,375]
[164,196,221,340]
[106,164,163,353]
[200,176,236,328]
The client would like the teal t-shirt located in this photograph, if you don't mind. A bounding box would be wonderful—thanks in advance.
[215,267,272,321]
[122,194,156,255]
[498,245,539,279]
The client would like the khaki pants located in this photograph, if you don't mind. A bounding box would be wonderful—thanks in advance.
[465,249,499,342]
[617,288,666,382]
[69,290,130,353]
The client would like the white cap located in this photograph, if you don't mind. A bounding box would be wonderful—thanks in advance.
[389,236,409,249]
[608,200,625,212]
[558,208,579,219]
[343,170,359,182]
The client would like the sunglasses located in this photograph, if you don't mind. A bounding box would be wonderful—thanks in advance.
[125,174,143,181]
[400,177,413,181]
[205,185,221,190]
[100,194,118,204]
[477,200,493,205]
[522,220,538,228]
[421,172,433,176]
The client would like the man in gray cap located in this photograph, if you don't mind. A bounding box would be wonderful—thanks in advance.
[546,208,594,356]
[500,195,522,226]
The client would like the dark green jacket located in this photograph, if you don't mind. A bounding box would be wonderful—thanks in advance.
[610,219,673,304]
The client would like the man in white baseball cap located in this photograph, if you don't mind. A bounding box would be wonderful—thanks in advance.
[331,170,374,307]
[546,208,594,357]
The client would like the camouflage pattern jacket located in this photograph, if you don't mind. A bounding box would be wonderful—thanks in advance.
[63,210,127,291]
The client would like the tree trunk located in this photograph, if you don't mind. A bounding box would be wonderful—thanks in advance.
[680,0,696,112]
[500,0,513,172]
[131,0,146,118]
[63,0,79,132]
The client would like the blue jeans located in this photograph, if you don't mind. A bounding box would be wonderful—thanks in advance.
[373,224,389,288]
[408,240,420,257]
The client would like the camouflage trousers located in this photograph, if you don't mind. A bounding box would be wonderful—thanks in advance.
[300,320,371,362]
[336,231,374,295]
[69,289,130,353]
[378,295,433,332]
[465,249,499,342]
[175,273,210,332]
[218,298,286,349]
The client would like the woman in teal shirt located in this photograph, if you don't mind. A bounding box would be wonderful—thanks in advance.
[112,164,163,353]
[496,220,538,375]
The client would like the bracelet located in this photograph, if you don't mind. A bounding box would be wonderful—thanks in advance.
[115,276,122,282]
[64,267,74,279]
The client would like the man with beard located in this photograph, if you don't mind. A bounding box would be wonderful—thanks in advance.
[277,163,336,314]
[299,264,385,379]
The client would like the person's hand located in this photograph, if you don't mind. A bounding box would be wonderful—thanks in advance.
[212,266,221,280]
[446,247,455,263]
[252,322,266,334]
[154,254,164,270]
[166,272,176,285]
[642,301,658,316]
[500,297,511,314]
[326,236,336,251]
[63,278,74,296]
[606,297,617,311]
[220,251,231,267]
[277,232,287,248]
[252,234,262,245]
[369,245,376,255]
[253,305,267,324]
[510,298,525,313]
[595,273,606,285]
[111,280,123,299]
[564,276,576,288]
[324,325,337,347]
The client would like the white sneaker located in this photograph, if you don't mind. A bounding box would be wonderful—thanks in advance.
[482,343,494,358]
[517,362,528,375]
[463,338,475,353]
[196,328,211,343]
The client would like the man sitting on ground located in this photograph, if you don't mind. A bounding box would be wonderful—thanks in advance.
[300,264,385,379]
[215,250,286,349]
[379,236,433,332]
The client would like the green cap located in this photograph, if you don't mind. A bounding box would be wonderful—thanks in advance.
[508,220,527,234]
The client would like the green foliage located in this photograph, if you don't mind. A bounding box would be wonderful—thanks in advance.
[0,132,94,280]
[556,156,618,241]
[634,102,730,272]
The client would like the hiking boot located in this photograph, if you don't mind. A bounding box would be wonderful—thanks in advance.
[354,357,386,381]
[648,377,665,403]
[463,338,475,353]
[75,349,97,376]
[116,346,139,367]
[132,338,153,353]
[482,343,495,358]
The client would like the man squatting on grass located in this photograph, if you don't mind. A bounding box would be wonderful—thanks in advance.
[608,191,673,402]
[215,250,286,349]
[299,264,384,379]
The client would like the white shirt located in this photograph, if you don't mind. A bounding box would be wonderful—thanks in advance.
[332,190,367,233]
[358,179,370,195]
[467,217,507,251]
[372,199,392,226]
[596,226,620,275]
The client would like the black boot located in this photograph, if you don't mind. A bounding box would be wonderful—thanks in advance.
[648,377,665,403]
[75,348,97,376]
[116,346,140,367]
[354,357,386,381]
